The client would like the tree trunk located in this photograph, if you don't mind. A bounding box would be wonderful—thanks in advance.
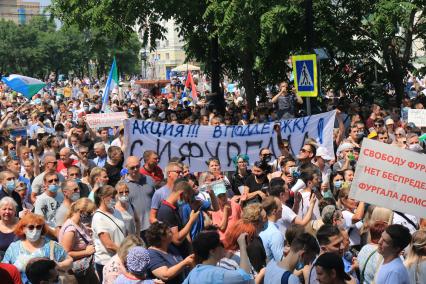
[210,36,225,114]
[241,52,256,111]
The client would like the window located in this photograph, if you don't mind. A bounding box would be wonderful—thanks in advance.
[166,53,170,60]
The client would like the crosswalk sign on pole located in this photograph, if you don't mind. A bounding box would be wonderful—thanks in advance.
[292,54,318,97]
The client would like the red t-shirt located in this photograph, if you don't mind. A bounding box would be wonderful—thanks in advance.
[56,159,78,178]
[0,263,23,284]
[139,165,164,183]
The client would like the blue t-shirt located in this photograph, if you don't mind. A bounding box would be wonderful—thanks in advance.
[151,185,171,210]
[183,264,253,284]
[264,260,300,284]
[114,274,154,284]
[180,200,211,240]
[376,257,410,284]
[2,239,67,284]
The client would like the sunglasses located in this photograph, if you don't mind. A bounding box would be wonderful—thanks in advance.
[300,148,311,153]
[26,224,43,230]
[119,191,130,195]
[170,170,183,175]
[128,166,140,171]
[47,178,59,183]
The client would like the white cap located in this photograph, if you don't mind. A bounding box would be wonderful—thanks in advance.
[316,146,331,160]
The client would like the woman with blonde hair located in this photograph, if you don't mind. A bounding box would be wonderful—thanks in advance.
[220,203,267,283]
[58,198,98,284]
[404,229,426,284]
[0,197,19,260]
[102,234,144,284]
[336,183,365,248]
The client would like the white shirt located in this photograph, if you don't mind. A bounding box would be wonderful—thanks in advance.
[297,190,320,220]
[342,209,363,246]
[92,209,126,265]
[277,204,297,236]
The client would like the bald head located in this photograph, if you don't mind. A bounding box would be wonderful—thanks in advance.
[59,147,72,165]
[126,156,140,167]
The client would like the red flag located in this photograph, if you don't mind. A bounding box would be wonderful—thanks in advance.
[185,71,198,99]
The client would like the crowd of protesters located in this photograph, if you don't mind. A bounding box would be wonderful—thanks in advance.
[0,72,425,284]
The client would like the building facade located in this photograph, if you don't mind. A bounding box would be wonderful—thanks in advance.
[141,19,188,80]
[0,0,41,25]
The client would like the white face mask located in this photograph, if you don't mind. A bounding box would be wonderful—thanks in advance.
[118,195,129,203]
[25,228,42,242]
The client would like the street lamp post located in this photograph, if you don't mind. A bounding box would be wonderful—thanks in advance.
[305,0,314,115]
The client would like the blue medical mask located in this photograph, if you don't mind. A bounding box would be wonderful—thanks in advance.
[262,222,268,231]
[334,180,343,189]
[5,180,16,193]
[48,184,60,193]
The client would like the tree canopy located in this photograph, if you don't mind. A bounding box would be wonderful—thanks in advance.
[0,16,142,79]
[49,0,426,107]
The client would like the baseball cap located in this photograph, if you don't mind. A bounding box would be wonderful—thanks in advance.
[316,147,331,160]
[385,118,394,125]
[315,252,351,281]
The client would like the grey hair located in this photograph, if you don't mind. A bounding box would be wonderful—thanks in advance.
[0,196,18,211]
[94,142,105,150]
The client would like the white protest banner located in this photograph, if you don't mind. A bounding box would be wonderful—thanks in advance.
[124,111,336,172]
[86,112,128,128]
[349,139,426,218]
[408,109,426,127]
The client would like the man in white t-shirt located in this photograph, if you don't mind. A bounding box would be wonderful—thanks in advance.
[376,224,411,284]
[268,178,316,236]
[34,171,63,236]
[295,171,321,221]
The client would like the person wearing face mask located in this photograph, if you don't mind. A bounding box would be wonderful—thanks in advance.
[59,198,99,284]
[2,213,72,284]
[265,233,320,283]
[242,161,269,205]
[0,170,23,214]
[330,172,344,198]
[92,185,126,283]
[407,132,424,153]
[55,179,81,229]
[88,167,109,201]
[157,180,200,258]
[34,171,63,237]
[114,182,140,236]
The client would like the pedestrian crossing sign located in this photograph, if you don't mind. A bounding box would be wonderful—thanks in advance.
[292,54,318,97]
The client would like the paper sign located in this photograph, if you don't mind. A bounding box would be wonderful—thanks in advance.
[124,111,336,172]
[86,112,128,128]
[349,139,426,218]
[408,109,426,127]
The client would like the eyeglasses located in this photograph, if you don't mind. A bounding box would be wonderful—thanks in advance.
[395,133,403,136]
[9,147,16,151]
[261,153,271,157]
[26,224,43,230]
[118,191,130,195]
[300,148,311,153]
[69,187,79,192]
[47,178,58,183]
[374,124,383,127]
[128,166,140,171]
[79,151,88,155]
[170,170,183,175]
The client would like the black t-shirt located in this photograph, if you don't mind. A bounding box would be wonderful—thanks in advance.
[146,247,184,284]
[244,175,269,193]
[243,175,269,205]
[157,201,191,258]
[105,162,123,187]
